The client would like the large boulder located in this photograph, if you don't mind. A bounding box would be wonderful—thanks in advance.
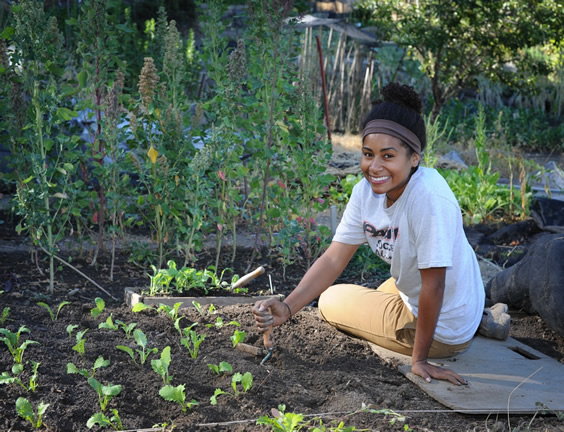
[486,233,564,337]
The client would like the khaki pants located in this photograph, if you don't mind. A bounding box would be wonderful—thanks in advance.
[318,278,471,358]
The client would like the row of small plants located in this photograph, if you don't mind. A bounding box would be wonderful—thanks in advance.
[0,292,412,431]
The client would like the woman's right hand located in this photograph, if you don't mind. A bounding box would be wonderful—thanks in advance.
[252,298,291,331]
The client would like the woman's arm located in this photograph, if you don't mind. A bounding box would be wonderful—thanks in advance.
[411,267,467,385]
[252,241,359,329]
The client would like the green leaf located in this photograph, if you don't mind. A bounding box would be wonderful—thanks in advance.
[132,302,152,313]
[133,329,147,347]
[0,26,15,39]
[77,70,88,89]
[241,372,253,392]
[87,412,111,428]
[16,397,33,418]
[210,388,225,405]
[159,384,185,403]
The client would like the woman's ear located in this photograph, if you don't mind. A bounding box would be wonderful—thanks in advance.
[411,152,421,168]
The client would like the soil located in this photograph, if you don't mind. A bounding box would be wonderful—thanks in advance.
[1,212,564,432]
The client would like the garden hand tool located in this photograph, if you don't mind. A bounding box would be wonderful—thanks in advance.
[232,266,265,290]
[260,325,274,365]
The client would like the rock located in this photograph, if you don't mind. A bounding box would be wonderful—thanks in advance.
[530,197,564,234]
[435,150,468,171]
[537,161,564,191]
[486,233,564,337]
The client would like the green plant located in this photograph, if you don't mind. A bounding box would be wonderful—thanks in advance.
[0,360,40,392]
[132,302,154,313]
[0,325,39,364]
[192,301,203,316]
[87,409,123,430]
[72,329,88,356]
[230,330,246,348]
[207,361,232,376]
[180,324,205,359]
[88,377,122,411]
[67,356,110,379]
[206,316,240,329]
[116,329,158,365]
[98,314,119,331]
[91,297,106,318]
[0,307,11,325]
[115,320,136,339]
[37,301,70,322]
[157,303,184,329]
[16,397,49,429]
[210,372,253,405]
[159,384,198,413]
[66,324,78,339]
[151,346,172,384]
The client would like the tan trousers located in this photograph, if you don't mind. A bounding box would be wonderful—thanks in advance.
[318,278,471,358]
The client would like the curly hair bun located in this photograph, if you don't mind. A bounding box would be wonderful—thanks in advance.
[380,82,423,115]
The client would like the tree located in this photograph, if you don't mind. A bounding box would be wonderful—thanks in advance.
[355,0,564,118]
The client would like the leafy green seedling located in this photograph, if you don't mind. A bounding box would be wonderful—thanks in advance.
[91,297,106,318]
[117,329,158,365]
[67,356,110,379]
[0,361,40,391]
[210,372,253,405]
[207,361,232,375]
[0,307,11,325]
[88,377,122,411]
[72,329,88,356]
[151,346,173,383]
[158,302,183,321]
[208,304,217,314]
[115,320,136,339]
[230,330,246,347]
[66,324,78,339]
[180,325,205,359]
[159,384,198,412]
[206,316,240,329]
[256,404,307,431]
[87,409,123,430]
[16,397,49,429]
[132,302,154,313]
[0,325,39,364]
[192,300,203,316]
[37,301,70,322]
[98,314,119,331]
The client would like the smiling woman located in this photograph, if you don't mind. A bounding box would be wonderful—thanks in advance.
[252,82,509,387]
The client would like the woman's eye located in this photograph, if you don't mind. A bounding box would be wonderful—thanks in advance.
[384,154,393,159]
[363,152,372,157]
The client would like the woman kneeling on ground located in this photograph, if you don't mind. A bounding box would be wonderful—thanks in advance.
[253,82,485,386]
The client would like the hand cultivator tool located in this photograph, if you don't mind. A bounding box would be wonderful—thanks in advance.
[260,325,274,365]
[232,266,265,290]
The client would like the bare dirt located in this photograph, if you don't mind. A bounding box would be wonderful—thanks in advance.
[1,213,564,431]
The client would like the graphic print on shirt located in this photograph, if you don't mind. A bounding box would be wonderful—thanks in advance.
[362,221,399,262]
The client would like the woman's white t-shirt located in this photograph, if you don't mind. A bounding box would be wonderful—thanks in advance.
[333,167,484,345]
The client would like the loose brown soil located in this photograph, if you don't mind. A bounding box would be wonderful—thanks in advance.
[1,217,564,431]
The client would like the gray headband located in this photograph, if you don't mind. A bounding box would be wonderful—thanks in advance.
[362,119,421,155]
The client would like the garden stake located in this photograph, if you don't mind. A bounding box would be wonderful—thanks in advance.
[260,325,274,365]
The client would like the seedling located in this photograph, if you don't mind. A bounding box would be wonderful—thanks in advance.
[98,314,119,331]
[151,346,173,383]
[132,302,154,313]
[256,405,306,431]
[230,330,246,347]
[87,409,123,430]
[88,377,122,411]
[66,324,78,339]
[180,325,205,359]
[91,297,106,318]
[0,325,39,364]
[206,316,240,329]
[72,329,88,356]
[115,320,136,339]
[0,307,11,325]
[158,302,183,322]
[159,384,198,412]
[0,361,40,392]
[192,301,203,316]
[207,361,232,376]
[67,356,110,379]
[116,329,158,365]
[210,372,253,405]
[16,397,49,429]
[37,301,70,322]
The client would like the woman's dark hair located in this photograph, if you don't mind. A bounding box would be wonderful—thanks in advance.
[362,82,426,155]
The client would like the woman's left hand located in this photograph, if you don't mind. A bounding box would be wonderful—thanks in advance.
[411,360,468,386]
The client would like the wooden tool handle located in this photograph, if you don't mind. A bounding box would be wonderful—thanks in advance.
[263,325,274,349]
[232,266,265,289]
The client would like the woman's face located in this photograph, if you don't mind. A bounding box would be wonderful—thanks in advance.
[360,133,420,202]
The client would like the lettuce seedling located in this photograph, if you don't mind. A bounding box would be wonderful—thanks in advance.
[180,325,205,359]
[132,302,154,313]
[66,324,78,339]
[87,409,123,430]
[114,320,136,339]
[158,302,183,322]
[67,356,110,379]
[230,330,246,347]
[206,316,240,329]
[0,325,39,364]
[88,377,122,411]
[16,397,49,429]
[159,384,198,412]
[210,372,253,405]
[72,329,88,356]
[0,307,10,325]
[192,301,203,316]
[0,361,39,391]
[37,301,70,322]
[98,314,119,331]
[117,329,158,365]
[256,404,307,431]
[91,297,106,318]
[151,346,172,383]
[207,361,232,376]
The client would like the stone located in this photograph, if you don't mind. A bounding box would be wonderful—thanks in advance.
[486,233,564,337]
[435,150,468,171]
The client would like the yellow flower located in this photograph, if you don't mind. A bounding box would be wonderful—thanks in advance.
[148,146,158,164]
